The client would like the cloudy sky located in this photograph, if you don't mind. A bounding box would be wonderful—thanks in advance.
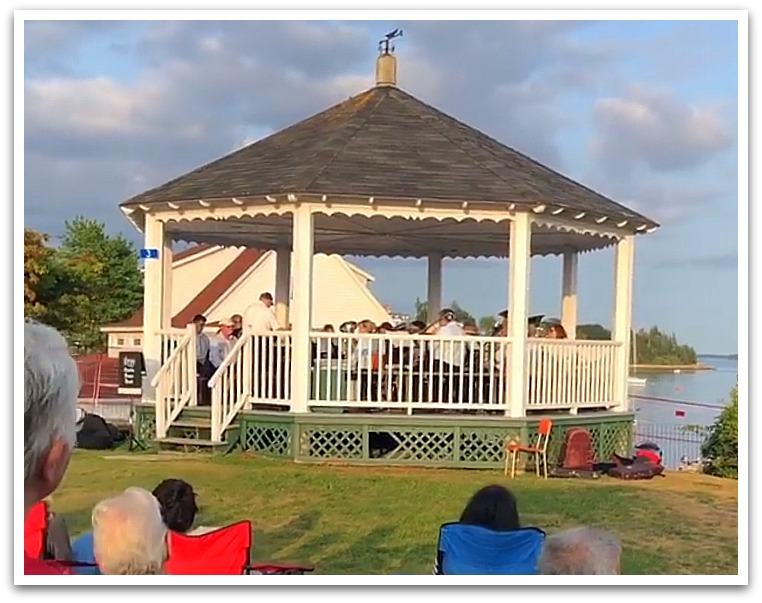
[23,18,740,354]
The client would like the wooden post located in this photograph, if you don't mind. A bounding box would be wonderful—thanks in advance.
[141,214,165,405]
[507,213,532,417]
[275,246,291,328]
[427,253,443,323]
[612,235,635,412]
[561,249,578,340]
[290,204,314,413]
[161,237,173,332]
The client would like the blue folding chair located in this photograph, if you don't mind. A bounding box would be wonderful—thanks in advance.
[435,523,546,575]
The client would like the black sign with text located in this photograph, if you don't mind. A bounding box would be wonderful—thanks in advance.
[118,352,144,389]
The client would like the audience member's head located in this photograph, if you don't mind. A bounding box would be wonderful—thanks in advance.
[357,320,376,334]
[92,487,168,575]
[192,314,207,334]
[376,322,393,334]
[259,292,274,308]
[218,318,234,339]
[538,527,621,575]
[459,485,520,532]
[546,324,568,340]
[152,478,199,533]
[322,324,335,333]
[231,314,243,331]
[24,321,79,513]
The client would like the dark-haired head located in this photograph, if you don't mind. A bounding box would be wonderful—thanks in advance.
[459,485,520,532]
[152,478,199,533]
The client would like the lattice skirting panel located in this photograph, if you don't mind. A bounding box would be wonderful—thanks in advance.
[239,417,294,458]
[134,405,156,447]
[286,413,635,469]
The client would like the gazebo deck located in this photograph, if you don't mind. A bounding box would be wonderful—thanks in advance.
[134,403,634,470]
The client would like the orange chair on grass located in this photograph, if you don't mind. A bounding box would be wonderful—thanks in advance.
[505,419,553,479]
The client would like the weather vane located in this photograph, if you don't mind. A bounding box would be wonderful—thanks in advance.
[378,28,403,55]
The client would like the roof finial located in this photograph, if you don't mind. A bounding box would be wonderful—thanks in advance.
[376,28,402,87]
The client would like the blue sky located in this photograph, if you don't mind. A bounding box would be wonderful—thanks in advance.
[23,19,740,354]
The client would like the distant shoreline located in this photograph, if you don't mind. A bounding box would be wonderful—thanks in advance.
[631,363,715,372]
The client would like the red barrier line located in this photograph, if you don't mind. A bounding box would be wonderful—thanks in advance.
[631,394,724,410]
[634,433,705,444]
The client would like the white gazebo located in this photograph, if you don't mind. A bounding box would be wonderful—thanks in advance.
[121,48,658,447]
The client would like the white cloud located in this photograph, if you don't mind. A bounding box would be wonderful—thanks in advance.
[591,86,734,175]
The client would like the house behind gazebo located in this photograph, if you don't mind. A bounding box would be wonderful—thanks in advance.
[121,46,658,466]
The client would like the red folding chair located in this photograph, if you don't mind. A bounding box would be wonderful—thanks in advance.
[165,521,313,575]
[24,501,48,559]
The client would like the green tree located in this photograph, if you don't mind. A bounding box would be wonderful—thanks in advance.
[414,298,428,322]
[28,218,143,353]
[479,315,496,335]
[414,298,477,326]
[24,229,53,318]
[701,382,738,479]
[449,301,476,327]
[576,324,612,340]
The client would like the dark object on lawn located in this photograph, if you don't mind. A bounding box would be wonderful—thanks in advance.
[608,463,665,480]
[607,442,665,480]
[75,412,124,450]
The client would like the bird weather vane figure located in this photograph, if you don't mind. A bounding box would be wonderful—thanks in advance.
[379,28,403,55]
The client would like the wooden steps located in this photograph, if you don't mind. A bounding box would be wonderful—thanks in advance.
[154,408,240,454]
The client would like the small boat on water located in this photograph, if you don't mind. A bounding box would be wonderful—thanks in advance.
[628,376,647,387]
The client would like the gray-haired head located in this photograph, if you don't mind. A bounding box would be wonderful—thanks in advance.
[92,487,168,575]
[538,527,622,575]
[24,321,79,506]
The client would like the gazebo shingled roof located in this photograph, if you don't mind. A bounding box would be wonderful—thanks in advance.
[124,86,656,227]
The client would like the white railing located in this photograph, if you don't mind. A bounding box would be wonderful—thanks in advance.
[152,325,197,439]
[309,333,512,412]
[209,332,293,442]
[526,339,620,409]
[159,329,186,364]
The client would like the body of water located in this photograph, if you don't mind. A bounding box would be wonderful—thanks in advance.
[629,356,737,466]
[632,356,737,425]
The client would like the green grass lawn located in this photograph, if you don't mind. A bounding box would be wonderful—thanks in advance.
[52,450,738,575]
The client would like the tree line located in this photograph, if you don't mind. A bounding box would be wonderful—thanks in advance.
[414,299,697,366]
[24,218,144,354]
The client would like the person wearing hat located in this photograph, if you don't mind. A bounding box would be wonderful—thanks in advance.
[209,318,236,369]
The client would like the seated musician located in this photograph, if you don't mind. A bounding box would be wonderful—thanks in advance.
[353,320,379,400]
[428,309,465,403]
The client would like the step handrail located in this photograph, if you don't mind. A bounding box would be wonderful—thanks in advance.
[151,324,195,388]
[208,329,250,388]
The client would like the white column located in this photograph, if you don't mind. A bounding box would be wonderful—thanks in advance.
[289,204,314,413]
[561,249,579,340]
[507,213,532,417]
[274,246,291,328]
[612,235,635,412]
[426,253,443,323]
[141,214,165,403]
[161,237,173,331]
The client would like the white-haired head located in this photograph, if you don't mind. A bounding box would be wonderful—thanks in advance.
[538,527,622,575]
[92,487,168,575]
[24,321,79,508]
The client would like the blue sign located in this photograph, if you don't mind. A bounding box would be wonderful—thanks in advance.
[140,248,160,260]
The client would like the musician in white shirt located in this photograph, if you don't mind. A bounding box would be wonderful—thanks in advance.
[428,309,465,403]
[243,292,282,333]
